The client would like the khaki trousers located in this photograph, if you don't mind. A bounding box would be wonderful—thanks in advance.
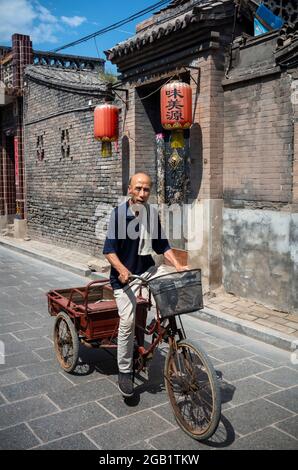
[114,264,173,373]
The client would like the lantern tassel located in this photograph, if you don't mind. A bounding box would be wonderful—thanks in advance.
[101,141,112,157]
[170,129,184,148]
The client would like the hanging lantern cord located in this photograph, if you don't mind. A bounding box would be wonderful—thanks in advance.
[104,83,115,102]
[113,89,129,107]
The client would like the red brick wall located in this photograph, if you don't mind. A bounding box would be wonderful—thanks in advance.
[12,34,33,90]
[292,84,298,204]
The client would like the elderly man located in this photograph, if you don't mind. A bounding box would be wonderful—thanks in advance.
[103,172,188,397]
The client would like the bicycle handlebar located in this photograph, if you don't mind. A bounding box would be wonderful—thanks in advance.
[128,274,148,285]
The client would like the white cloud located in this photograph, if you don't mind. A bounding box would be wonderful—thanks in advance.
[31,22,60,44]
[0,0,87,45]
[0,0,37,40]
[35,3,57,24]
[61,16,86,27]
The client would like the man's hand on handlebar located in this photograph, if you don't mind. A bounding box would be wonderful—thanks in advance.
[118,268,132,284]
[175,264,190,272]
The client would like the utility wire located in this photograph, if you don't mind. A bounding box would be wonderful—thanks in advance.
[52,0,171,53]
[94,37,101,59]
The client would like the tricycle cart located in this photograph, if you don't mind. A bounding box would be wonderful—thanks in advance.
[47,278,149,373]
[47,270,221,441]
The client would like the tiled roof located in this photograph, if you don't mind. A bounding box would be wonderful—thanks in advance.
[274,21,298,68]
[276,21,298,50]
[105,0,234,61]
[25,65,106,93]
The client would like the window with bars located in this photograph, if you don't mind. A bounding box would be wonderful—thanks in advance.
[36,134,44,161]
[61,128,70,159]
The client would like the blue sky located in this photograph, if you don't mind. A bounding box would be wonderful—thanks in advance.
[0,0,171,71]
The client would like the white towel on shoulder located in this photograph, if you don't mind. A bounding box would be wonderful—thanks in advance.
[130,202,158,256]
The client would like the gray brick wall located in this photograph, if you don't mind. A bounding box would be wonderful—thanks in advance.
[24,78,122,255]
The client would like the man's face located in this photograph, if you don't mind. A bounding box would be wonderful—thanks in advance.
[128,174,151,204]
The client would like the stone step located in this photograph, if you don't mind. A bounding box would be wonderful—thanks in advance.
[1,224,15,236]
[1,230,14,237]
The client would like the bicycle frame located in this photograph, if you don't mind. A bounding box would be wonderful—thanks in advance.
[129,274,187,374]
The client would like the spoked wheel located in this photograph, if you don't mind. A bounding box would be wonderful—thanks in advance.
[53,312,79,373]
[165,340,221,441]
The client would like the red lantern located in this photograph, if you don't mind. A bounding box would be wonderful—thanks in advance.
[160,81,192,148]
[94,104,119,157]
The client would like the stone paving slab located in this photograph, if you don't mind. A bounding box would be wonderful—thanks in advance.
[215,358,271,382]
[228,426,298,450]
[98,386,169,419]
[32,433,99,450]
[257,367,298,388]
[13,327,52,341]
[0,396,59,429]
[265,387,298,414]
[1,351,43,370]
[123,441,156,450]
[149,427,218,451]
[0,313,18,324]
[0,322,31,334]
[18,360,59,379]
[235,340,291,364]
[186,337,222,353]
[223,376,280,406]
[249,354,284,368]
[33,347,55,361]
[205,346,254,363]
[274,415,298,439]
[86,410,174,450]
[3,337,53,356]
[0,368,28,387]
[223,398,293,436]
[0,372,72,402]
[29,402,113,442]
[151,403,177,427]
[47,378,118,410]
[0,423,40,450]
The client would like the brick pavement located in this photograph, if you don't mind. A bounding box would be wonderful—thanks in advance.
[0,245,297,450]
[1,235,297,346]
[205,289,298,339]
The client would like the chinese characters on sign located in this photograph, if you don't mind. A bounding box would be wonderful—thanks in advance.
[166,88,184,121]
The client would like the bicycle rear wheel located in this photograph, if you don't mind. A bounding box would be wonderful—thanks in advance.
[164,339,221,441]
[54,312,79,373]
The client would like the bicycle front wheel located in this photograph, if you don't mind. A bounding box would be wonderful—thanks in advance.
[164,339,221,441]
